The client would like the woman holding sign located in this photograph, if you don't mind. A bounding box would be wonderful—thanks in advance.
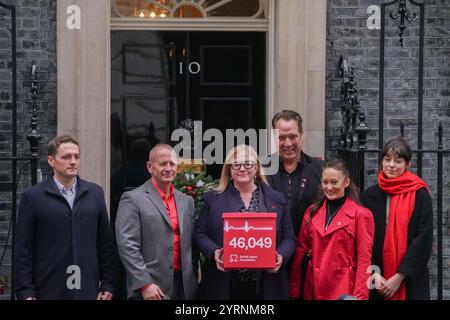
[289,159,374,300]
[194,145,296,299]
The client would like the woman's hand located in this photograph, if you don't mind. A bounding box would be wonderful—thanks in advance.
[214,248,225,271]
[372,272,387,290]
[378,273,405,298]
[97,291,113,300]
[266,252,283,273]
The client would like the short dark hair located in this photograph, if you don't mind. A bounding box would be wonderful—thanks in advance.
[47,135,80,157]
[271,110,303,134]
[381,137,412,163]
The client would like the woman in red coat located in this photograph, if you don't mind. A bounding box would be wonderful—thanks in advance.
[289,159,374,300]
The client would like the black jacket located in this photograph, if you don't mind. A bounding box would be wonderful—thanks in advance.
[264,152,323,236]
[360,185,433,300]
[14,177,116,300]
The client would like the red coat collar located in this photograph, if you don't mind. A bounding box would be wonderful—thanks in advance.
[311,197,357,237]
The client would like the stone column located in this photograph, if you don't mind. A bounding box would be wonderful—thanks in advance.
[274,0,326,158]
[57,0,110,198]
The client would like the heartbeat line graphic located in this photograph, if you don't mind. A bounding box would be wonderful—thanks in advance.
[223,221,273,232]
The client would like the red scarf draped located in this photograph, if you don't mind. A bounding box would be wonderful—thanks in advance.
[378,170,428,300]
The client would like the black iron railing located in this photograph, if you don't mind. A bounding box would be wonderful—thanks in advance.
[337,59,449,301]
[0,1,41,300]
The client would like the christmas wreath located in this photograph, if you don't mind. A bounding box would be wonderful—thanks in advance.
[173,169,218,216]
[174,169,218,276]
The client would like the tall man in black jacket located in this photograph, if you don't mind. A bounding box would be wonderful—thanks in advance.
[265,110,324,238]
[14,135,115,300]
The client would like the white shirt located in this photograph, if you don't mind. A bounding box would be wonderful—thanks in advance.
[53,177,77,210]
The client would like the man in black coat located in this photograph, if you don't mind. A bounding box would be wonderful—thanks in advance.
[14,135,115,300]
[264,110,324,238]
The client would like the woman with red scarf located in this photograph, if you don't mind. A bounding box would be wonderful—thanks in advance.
[361,137,433,300]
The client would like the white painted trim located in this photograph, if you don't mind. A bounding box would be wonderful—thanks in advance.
[267,0,276,153]
[57,0,111,204]
[110,17,269,31]
[204,0,233,13]
[105,2,111,212]
[147,0,172,12]
[171,2,206,17]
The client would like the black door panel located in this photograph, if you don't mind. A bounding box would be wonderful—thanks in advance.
[111,30,265,190]
[110,30,265,299]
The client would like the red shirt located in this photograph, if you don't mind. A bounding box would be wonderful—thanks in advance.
[151,179,181,273]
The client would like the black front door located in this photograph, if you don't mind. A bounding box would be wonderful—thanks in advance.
[111,30,265,197]
[110,30,265,299]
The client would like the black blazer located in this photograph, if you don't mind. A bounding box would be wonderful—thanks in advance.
[360,185,433,300]
[264,152,323,236]
[14,177,115,300]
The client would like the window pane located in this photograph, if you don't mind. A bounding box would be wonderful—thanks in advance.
[111,0,266,18]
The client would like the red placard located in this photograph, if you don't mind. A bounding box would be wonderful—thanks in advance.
[222,212,277,269]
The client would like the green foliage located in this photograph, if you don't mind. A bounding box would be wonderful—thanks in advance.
[173,169,218,216]
[0,275,7,294]
[173,170,218,272]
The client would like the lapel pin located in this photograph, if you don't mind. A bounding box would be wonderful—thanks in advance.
[337,221,342,226]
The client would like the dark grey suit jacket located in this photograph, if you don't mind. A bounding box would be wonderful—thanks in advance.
[115,180,198,299]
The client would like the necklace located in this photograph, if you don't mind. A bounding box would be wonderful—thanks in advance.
[325,201,341,231]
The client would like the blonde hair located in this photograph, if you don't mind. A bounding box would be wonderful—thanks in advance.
[216,144,267,193]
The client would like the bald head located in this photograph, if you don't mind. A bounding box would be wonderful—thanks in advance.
[148,144,176,163]
[147,144,178,189]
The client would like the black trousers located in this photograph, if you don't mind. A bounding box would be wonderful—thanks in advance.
[172,271,185,300]
[230,270,260,300]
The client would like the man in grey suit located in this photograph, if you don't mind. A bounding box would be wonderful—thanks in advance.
[116,144,198,300]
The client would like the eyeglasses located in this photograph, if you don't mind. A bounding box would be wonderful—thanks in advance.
[230,162,257,170]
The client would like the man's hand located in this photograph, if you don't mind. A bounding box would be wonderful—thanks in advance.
[141,284,165,300]
[378,273,405,298]
[97,291,113,300]
[214,248,225,271]
[266,252,283,273]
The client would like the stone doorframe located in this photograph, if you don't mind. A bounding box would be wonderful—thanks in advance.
[56,0,326,202]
